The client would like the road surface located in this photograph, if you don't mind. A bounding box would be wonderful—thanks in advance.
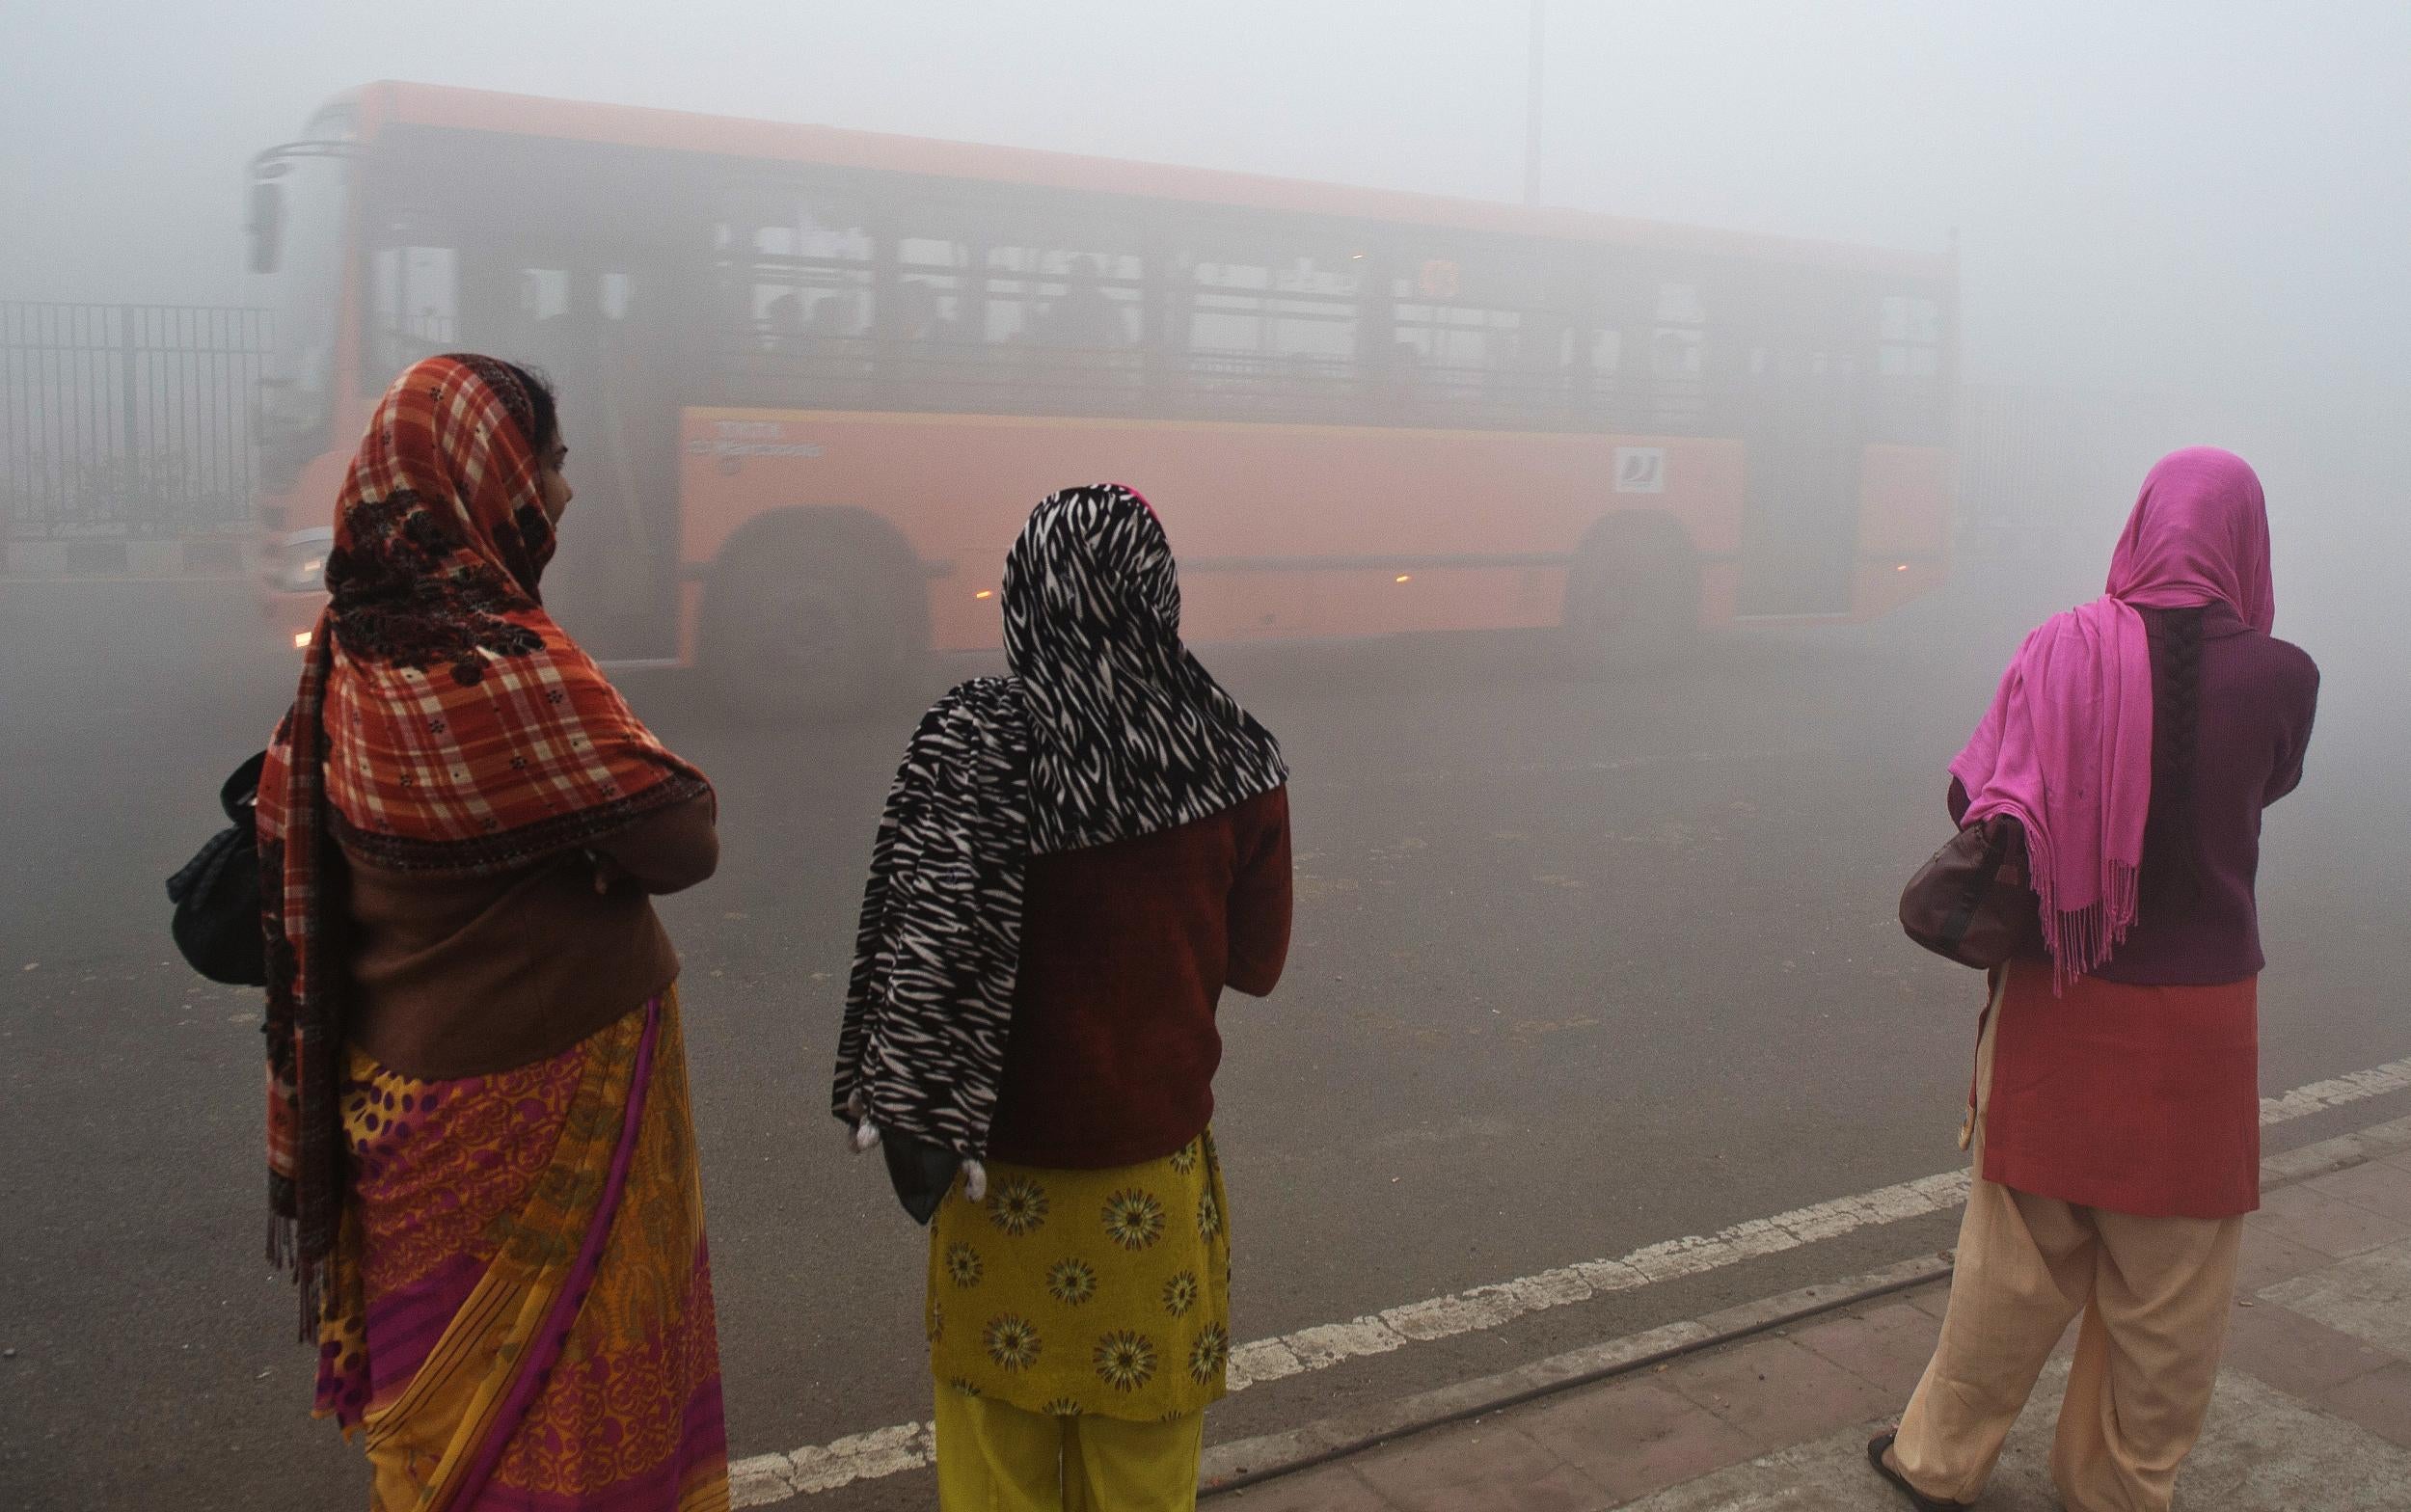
[2,553,2402,1510]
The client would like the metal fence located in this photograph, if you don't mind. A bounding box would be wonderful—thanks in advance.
[0,302,272,538]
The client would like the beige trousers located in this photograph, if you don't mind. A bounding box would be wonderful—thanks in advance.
[1892,986,2245,1512]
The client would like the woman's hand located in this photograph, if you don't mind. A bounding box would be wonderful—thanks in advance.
[583,795,719,897]
[586,850,631,895]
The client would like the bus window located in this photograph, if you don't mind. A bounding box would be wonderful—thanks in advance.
[893,236,969,342]
[752,221,873,343]
[1650,281,1708,432]
[715,186,878,404]
[981,224,1149,413]
[1390,247,1551,421]
[874,213,990,409]
[1880,294,1940,376]
[983,243,1144,349]
[1181,241,1363,418]
[1586,326,1627,417]
[521,267,570,323]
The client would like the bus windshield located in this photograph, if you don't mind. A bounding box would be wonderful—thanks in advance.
[254,126,353,489]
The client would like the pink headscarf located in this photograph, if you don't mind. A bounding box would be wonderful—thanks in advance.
[1950,447,2275,985]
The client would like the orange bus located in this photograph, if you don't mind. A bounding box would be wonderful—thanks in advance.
[248,82,1955,715]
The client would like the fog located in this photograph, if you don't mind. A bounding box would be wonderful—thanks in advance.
[3,1,2407,395]
[9,2,2403,617]
[5,7,2410,1505]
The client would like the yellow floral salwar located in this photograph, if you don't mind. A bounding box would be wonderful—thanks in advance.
[934,1389,1206,1512]
[928,1130,1232,1421]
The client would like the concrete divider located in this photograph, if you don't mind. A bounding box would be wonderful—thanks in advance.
[4,536,246,580]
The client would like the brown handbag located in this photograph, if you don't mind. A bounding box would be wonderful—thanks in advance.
[1899,815,2043,968]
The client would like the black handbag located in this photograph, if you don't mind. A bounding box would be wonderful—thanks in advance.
[166,751,270,986]
[1898,814,2043,969]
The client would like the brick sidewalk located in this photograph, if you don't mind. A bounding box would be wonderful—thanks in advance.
[1222,1149,2411,1511]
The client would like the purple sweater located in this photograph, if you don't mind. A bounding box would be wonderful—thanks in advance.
[1953,605,2319,986]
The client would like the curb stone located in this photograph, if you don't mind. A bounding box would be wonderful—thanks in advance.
[3,535,246,580]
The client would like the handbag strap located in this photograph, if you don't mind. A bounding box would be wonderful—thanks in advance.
[219,749,268,824]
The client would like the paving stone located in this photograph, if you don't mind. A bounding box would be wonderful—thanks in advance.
[1216,1154,2411,1512]
[2260,1239,2411,1361]
[2308,1160,2411,1226]
[1788,1299,1943,1399]
[2179,1365,2411,1507]
[1352,1420,1606,1512]
[2257,1185,2411,1259]
[1612,1361,2411,1511]
[2237,1223,2336,1291]
[1662,1336,1897,1454]
[2222,1299,2394,1395]
[2316,1361,2411,1449]
[1518,1376,1757,1505]
[1903,1281,1955,1322]
[1218,1462,1395,1511]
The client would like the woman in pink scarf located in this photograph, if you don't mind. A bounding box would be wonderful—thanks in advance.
[1872,449,2317,1512]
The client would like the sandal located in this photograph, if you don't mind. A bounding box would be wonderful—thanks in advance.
[1866,1430,1975,1510]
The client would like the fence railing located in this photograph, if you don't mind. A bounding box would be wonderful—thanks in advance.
[0,302,273,538]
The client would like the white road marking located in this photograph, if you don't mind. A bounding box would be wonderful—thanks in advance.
[730,1054,2411,1505]
[2259,1059,2411,1123]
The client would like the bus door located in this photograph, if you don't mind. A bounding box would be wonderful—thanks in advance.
[1733,284,1865,616]
[489,252,687,662]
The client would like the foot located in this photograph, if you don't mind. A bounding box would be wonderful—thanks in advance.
[1866,1430,1976,1510]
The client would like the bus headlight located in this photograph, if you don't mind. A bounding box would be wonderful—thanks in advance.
[275,527,335,591]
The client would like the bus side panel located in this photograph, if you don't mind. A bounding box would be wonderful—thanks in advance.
[676,410,1747,651]
[1853,444,1952,619]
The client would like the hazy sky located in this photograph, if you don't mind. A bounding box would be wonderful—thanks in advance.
[5,1,2406,401]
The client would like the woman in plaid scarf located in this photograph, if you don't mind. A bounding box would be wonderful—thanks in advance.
[257,354,729,1511]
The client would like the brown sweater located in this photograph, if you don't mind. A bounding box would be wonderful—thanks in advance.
[984,785,1293,1170]
[340,793,718,1080]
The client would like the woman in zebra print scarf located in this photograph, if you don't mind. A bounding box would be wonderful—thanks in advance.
[836,483,1294,1507]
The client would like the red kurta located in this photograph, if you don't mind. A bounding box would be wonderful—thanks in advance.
[1980,958,2261,1220]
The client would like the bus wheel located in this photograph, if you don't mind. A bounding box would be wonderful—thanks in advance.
[1559,520,1700,673]
[702,519,921,721]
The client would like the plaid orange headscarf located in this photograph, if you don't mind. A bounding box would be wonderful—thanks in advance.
[256,355,708,1324]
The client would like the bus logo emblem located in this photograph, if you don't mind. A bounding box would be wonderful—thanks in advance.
[1614,446,1666,494]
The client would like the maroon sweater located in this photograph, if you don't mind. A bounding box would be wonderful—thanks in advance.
[983,785,1293,1169]
[1953,604,2317,986]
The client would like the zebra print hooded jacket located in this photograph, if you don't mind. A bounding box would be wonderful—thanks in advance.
[834,485,1289,1222]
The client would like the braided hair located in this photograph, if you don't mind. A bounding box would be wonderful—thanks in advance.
[2138,605,2207,911]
